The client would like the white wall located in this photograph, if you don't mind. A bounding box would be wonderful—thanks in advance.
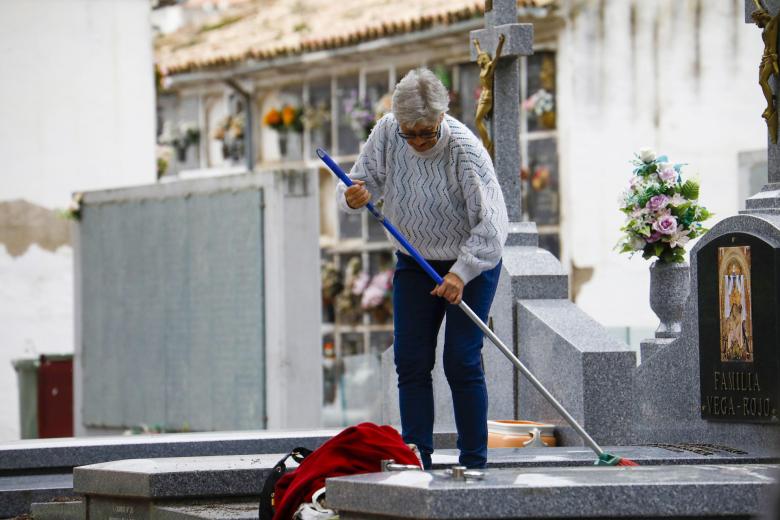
[0,0,155,440]
[558,0,764,328]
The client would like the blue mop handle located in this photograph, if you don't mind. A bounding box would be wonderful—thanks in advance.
[317,149,610,459]
[316,148,444,286]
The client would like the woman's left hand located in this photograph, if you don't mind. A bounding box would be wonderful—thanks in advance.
[430,273,464,305]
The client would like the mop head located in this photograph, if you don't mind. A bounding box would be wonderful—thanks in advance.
[595,453,639,466]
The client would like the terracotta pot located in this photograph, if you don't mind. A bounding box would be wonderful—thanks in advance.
[487,420,556,448]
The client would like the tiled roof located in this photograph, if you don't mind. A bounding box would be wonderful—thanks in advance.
[155,0,555,77]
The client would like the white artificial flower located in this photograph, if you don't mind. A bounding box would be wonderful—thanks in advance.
[639,148,656,163]
[670,194,687,206]
[669,229,691,248]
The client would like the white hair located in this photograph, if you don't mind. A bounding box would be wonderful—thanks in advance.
[391,68,449,127]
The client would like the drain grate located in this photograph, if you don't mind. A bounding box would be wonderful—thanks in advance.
[644,443,748,455]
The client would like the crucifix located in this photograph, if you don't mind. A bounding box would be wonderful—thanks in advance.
[745,0,780,210]
[470,0,534,224]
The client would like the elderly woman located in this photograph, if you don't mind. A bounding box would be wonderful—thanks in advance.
[336,68,508,469]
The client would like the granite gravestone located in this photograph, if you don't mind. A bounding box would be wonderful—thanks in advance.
[695,0,780,427]
[630,1,780,446]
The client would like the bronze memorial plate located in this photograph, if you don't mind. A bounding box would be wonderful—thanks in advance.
[698,232,779,423]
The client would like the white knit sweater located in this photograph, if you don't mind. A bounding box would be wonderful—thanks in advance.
[336,114,508,284]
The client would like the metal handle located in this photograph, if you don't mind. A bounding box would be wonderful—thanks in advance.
[457,301,604,457]
[381,459,422,472]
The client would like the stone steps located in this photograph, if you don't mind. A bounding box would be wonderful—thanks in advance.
[34,444,772,520]
[1,428,458,517]
[0,473,74,519]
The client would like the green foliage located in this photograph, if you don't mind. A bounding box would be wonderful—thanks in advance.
[681,180,700,200]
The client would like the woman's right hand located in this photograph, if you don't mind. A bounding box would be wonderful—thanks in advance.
[345,180,371,209]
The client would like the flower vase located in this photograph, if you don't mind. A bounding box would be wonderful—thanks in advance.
[176,145,188,163]
[648,261,690,338]
[278,132,288,158]
[539,110,556,129]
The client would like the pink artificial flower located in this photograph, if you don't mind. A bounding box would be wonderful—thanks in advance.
[361,285,386,309]
[658,167,677,183]
[352,272,370,295]
[646,195,670,212]
[370,270,393,291]
[652,214,678,235]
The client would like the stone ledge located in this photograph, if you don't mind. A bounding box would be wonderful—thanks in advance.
[0,429,342,471]
[327,464,779,519]
[73,455,277,499]
[72,445,780,500]
[502,246,568,300]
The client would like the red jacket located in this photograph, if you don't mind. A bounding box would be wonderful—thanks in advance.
[273,422,421,520]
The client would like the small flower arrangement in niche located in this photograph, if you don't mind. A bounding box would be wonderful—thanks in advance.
[335,257,365,325]
[213,113,245,141]
[213,113,245,161]
[523,89,553,115]
[361,269,393,323]
[302,101,331,130]
[281,105,304,133]
[263,108,284,131]
[156,144,174,179]
[159,121,200,162]
[617,148,712,263]
[263,105,303,133]
[523,88,555,128]
[343,90,376,141]
[58,192,83,221]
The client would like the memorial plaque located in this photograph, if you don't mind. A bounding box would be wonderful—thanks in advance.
[698,232,780,422]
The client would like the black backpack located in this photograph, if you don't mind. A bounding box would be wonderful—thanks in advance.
[259,447,312,520]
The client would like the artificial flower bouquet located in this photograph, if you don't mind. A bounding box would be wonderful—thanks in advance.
[617,148,712,263]
[343,90,377,141]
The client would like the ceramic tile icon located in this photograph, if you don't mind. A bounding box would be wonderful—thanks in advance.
[718,246,754,363]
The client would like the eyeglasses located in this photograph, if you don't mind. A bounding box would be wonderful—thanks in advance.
[397,126,440,141]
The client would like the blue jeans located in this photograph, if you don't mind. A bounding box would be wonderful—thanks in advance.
[392,251,501,469]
